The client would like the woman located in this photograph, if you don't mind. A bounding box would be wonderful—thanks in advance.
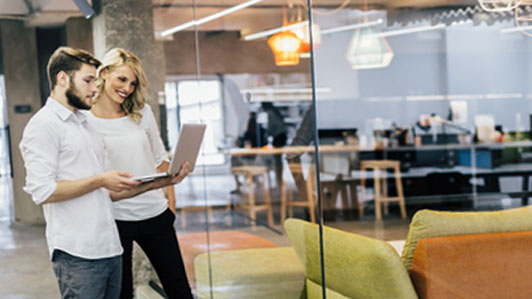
[86,48,193,299]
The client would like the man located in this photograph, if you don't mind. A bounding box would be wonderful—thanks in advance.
[19,47,188,298]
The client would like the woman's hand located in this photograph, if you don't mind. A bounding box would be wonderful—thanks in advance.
[109,162,191,201]
[152,161,191,189]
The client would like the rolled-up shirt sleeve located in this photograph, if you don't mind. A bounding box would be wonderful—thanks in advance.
[19,117,59,205]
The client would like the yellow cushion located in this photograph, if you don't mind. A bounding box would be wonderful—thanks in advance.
[402,206,532,271]
[194,247,305,299]
[306,279,349,299]
[285,218,417,299]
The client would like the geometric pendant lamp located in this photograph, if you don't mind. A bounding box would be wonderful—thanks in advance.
[268,30,303,66]
[346,26,394,70]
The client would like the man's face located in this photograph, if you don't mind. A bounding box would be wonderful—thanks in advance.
[66,64,97,110]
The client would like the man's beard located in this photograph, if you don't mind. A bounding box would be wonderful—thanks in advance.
[66,80,91,110]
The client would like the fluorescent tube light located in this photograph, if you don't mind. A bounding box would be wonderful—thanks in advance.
[161,0,263,37]
[320,19,384,35]
[406,95,446,101]
[244,21,308,41]
[243,18,384,41]
[372,24,445,38]
[241,87,331,94]
[500,25,532,33]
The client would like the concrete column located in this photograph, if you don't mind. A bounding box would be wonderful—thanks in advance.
[0,20,44,224]
[91,1,169,284]
[92,0,166,128]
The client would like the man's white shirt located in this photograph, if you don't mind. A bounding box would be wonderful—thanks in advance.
[19,98,122,259]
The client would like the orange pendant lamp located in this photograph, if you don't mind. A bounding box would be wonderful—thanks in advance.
[291,22,321,53]
[268,30,302,66]
[268,0,304,66]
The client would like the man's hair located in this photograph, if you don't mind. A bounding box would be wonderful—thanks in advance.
[47,47,101,90]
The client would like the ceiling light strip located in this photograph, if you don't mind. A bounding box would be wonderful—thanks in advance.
[244,21,308,41]
[320,19,384,35]
[241,87,331,94]
[161,0,263,37]
[243,18,384,42]
[372,24,446,38]
[500,25,532,33]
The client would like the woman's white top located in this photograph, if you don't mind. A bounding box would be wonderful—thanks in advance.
[85,105,169,221]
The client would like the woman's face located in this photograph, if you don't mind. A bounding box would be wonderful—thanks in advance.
[101,64,138,105]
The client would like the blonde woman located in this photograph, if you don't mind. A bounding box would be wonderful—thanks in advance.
[86,48,193,299]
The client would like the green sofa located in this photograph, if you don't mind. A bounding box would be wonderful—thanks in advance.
[284,218,418,299]
[284,206,532,299]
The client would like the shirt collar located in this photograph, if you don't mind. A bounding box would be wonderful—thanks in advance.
[46,97,87,123]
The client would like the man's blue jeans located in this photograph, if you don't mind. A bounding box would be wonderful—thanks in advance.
[51,249,122,299]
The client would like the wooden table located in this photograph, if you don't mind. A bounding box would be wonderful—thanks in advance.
[224,145,361,157]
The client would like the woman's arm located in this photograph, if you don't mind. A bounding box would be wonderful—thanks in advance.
[157,161,176,214]
[109,162,190,201]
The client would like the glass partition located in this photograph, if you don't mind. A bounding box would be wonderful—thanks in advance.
[4,0,530,297]
[311,1,532,298]
[156,0,320,298]
[154,0,532,297]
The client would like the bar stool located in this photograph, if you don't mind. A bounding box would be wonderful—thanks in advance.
[281,163,317,224]
[228,165,274,230]
[359,160,407,221]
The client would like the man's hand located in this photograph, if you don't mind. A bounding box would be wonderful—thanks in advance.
[99,170,140,192]
[109,162,191,201]
[44,170,140,204]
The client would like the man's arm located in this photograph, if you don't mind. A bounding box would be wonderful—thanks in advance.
[44,170,140,204]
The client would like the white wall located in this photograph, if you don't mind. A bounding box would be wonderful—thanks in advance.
[313,20,532,134]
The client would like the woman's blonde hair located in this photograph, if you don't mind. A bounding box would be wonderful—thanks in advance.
[94,48,147,123]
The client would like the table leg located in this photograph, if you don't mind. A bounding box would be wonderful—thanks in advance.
[522,174,530,206]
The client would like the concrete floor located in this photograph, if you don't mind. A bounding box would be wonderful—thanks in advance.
[0,220,59,298]
[0,171,519,298]
[0,219,411,299]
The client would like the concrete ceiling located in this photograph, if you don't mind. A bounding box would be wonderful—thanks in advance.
[0,0,478,31]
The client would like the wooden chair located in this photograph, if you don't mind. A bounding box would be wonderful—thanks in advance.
[228,165,274,230]
[281,163,317,224]
[359,160,407,221]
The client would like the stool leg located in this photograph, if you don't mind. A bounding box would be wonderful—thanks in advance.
[263,172,274,228]
[394,165,407,219]
[359,169,366,218]
[374,169,382,221]
[248,173,256,230]
[288,190,294,217]
[308,193,316,223]
[281,180,287,225]
[382,173,389,216]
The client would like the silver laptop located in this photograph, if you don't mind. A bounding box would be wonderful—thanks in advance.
[132,123,206,183]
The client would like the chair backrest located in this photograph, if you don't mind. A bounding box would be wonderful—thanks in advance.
[284,218,418,299]
[320,154,351,176]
